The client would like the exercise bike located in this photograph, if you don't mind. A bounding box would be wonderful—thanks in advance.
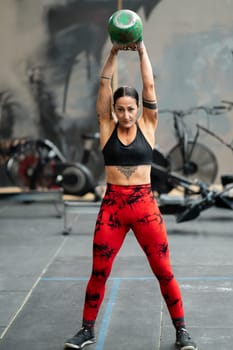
[1,135,101,200]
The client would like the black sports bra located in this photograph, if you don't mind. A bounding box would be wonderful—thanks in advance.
[102,123,153,166]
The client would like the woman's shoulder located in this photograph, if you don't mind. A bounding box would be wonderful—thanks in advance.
[99,119,117,149]
[138,112,158,130]
[137,116,156,147]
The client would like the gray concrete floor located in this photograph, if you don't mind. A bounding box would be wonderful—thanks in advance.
[0,199,233,350]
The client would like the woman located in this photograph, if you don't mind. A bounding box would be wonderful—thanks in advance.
[65,41,197,350]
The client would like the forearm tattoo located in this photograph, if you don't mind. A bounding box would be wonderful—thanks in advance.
[116,166,138,179]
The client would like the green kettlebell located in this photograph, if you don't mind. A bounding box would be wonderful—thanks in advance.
[108,9,143,45]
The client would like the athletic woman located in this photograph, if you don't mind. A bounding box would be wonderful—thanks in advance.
[64,41,198,350]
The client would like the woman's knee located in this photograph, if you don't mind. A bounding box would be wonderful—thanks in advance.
[156,271,174,286]
[91,267,110,285]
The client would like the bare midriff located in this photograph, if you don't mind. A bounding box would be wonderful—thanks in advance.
[105,164,151,185]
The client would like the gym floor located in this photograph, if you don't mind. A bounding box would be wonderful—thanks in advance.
[0,198,233,350]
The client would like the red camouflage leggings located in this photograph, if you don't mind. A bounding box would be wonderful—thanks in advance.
[82,184,185,328]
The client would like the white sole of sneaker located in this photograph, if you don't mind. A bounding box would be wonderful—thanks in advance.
[64,339,96,349]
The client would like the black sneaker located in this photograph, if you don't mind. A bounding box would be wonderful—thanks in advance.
[64,327,96,349]
[176,328,198,350]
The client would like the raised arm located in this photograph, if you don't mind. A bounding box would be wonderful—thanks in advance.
[96,46,119,124]
[137,41,158,126]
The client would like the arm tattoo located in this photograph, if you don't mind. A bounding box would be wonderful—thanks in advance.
[101,76,112,80]
[116,166,138,179]
[143,98,158,110]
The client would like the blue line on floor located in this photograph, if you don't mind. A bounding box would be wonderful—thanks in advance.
[96,278,120,350]
[41,276,233,281]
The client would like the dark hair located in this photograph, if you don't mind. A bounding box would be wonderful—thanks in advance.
[113,86,139,107]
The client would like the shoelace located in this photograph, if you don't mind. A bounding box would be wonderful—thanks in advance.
[177,328,191,340]
[81,327,93,336]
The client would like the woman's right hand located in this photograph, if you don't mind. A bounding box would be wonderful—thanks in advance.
[110,44,120,55]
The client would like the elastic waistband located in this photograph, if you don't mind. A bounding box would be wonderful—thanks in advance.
[106,183,152,193]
